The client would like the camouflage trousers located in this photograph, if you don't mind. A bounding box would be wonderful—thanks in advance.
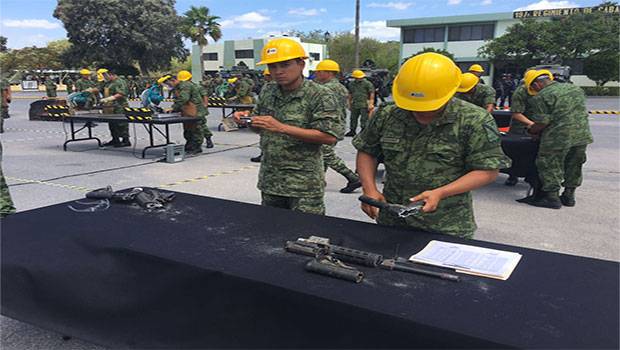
[109,122,129,139]
[201,116,213,138]
[0,105,6,133]
[349,107,369,133]
[377,210,474,239]
[183,116,206,151]
[261,192,325,215]
[536,145,588,192]
[321,144,358,182]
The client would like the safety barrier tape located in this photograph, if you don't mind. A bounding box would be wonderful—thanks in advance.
[589,110,620,115]
[7,176,91,192]
[158,165,259,189]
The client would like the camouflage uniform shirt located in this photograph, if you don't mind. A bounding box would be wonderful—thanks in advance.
[509,84,535,134]
[348,78,374,108]
[321,78,349,121]
[530,82,593,152]
[253,80,344,197]
[353,99,511,238]
[105,78,129,114]
[75,78,96,92]
[456,84,496,109]
[171,81,208,117]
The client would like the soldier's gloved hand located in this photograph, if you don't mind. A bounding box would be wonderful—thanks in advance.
[250,115,285,133]
[527,122,546,135]
[361,190,385,220]
[411,190,443,213]
[100,96,115,103]
[233,110,250,124]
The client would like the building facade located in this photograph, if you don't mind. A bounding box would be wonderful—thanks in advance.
[191,36,327,80]
[387,11,612,87]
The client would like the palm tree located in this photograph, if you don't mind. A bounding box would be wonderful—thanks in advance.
[181,6,222,78]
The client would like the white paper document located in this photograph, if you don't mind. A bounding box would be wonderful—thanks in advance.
[409,240,522,280]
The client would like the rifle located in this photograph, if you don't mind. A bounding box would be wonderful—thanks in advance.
[285,236,460,283]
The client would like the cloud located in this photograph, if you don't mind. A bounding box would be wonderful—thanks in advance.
[514,0,578,11]
[353,20,400,41]
[220,12,270,29]
[288,8,327,16]
[481,0,492,4]
[2,19,61,29]
[333,17,354,23]
[367,2,414,10]
[447,0,462,4]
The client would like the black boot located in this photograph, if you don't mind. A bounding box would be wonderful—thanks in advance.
[504,176,518,186]
[250,153,262,163]
[560,187,576,207]
[340,180,362,193]
[205,137,214,149]
[344,130,356,137]
[525,191,562,209]
[115,138,131,147]
[103,138,120,147]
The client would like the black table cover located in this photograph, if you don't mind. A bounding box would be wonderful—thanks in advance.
[2,192,618,348]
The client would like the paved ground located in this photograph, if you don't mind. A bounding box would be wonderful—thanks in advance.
[2,92,619,349]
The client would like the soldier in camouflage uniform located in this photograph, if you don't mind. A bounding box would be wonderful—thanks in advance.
[455,72,496,113]
[232,77,254,104]
[1,78,11,133]
[522,71,593,209]
[168,70,209,154]
[0,142,15,217]
[346,70,375,136]
[44,77,57,98]
[64,76,74,94]
[315,59,362,194]
[99,69,131,147]
[233,38,344,215]
[74,69,98,109]
[127,76,136,99]
[354,53,510,238]
[195,76,214,149]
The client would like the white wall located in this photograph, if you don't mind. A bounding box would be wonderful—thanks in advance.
[203,44,224,71]
[446,41,485,58]
[572,75,620,87]
[402,43,445,58]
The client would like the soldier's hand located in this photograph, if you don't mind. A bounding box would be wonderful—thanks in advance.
[361,190,385,220]
[527,123,546,135]
[233,110,250,124]
[250,116,285,133]
[411,190,442,213]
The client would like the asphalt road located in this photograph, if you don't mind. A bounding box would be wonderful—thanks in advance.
[1,92,619,349]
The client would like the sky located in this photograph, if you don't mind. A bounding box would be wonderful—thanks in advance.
[0,0,606,49]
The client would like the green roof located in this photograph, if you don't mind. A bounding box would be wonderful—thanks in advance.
[387,12,514,27]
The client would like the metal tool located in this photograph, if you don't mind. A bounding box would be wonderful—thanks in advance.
[358,195,424,218]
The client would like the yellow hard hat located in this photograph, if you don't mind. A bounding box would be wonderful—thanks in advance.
[227,77,238,84]
[79,69,91,75]
[257,38,308,65]
[96,68,108,82]
[456,72,480,93]
[177,70,192,81]
[157,75,172,84]
[263,68,270,76]
[525,69,554,96]
[316,59,340,72]
[392,52,462,112]
[351,70,365,79]
[468,64,484,73]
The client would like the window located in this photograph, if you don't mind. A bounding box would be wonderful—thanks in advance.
[203,53,218,61]
[235,50,254,59]
[403,26,444,43]
[309,52,321,61]
[448,24,495,41]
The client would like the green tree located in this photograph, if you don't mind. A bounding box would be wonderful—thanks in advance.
[583,51,620,86]
[479,2,620,70]
[180,6,221,75]
[53,0,187,73]
[0,36,7,53]
[325,33,399,73]
[0,40,71,72]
